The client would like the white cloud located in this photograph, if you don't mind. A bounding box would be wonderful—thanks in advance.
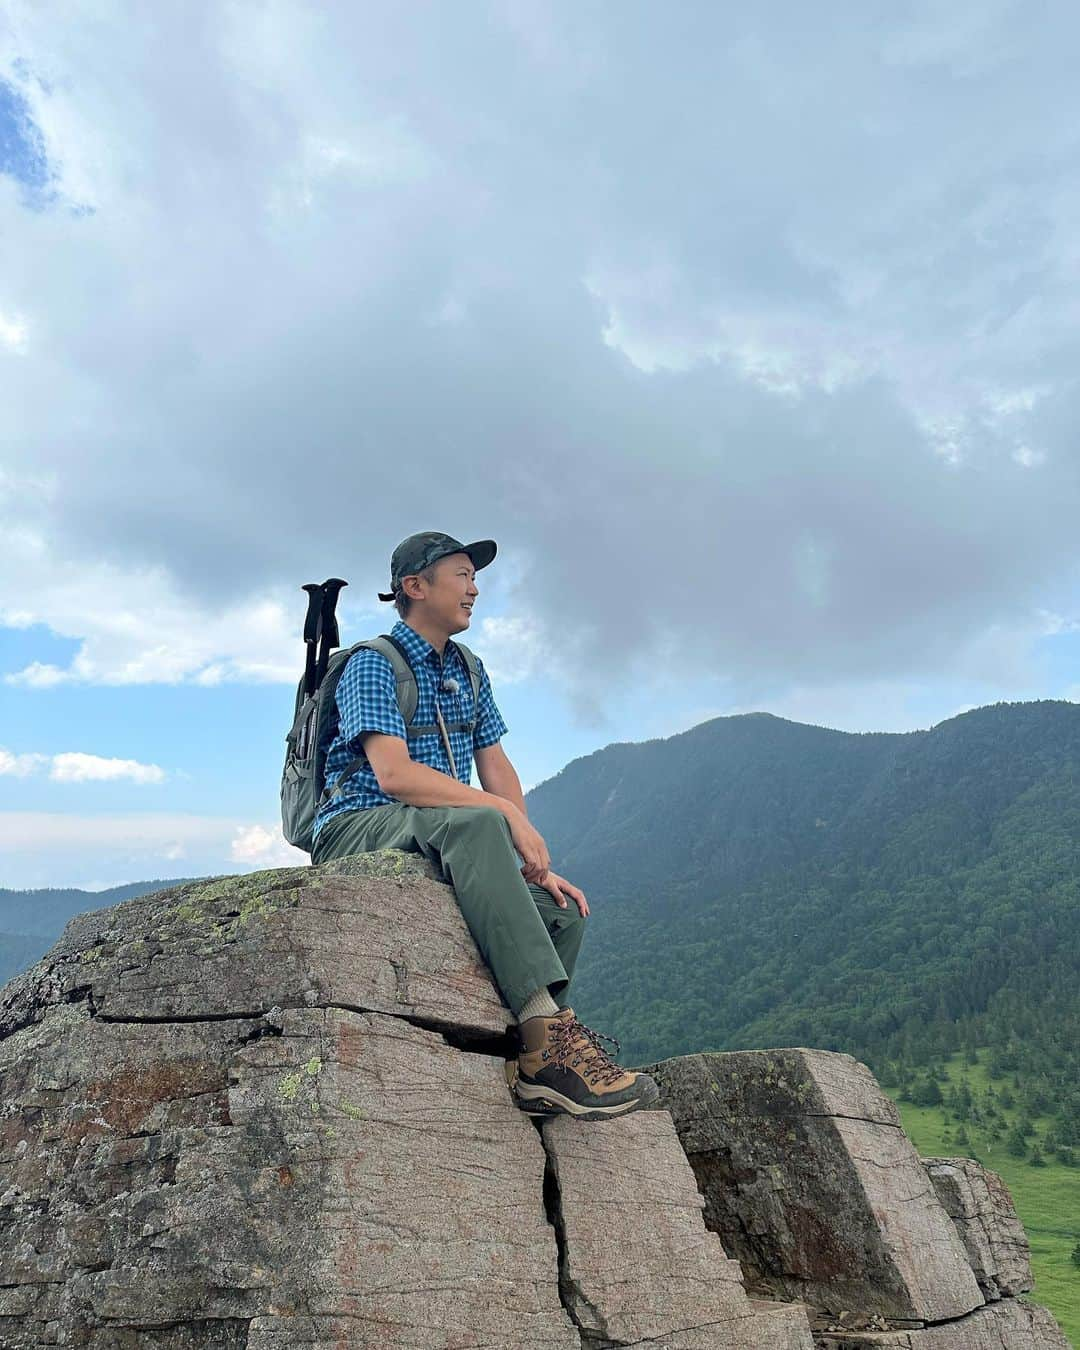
[475,615,544,684]
[1037,609,1080,637]
[0,747,165,783]
[7,661,69,689]
[50,752,165,784]
[230,823,308,867]
[0,748,48,777]
[0,309,28,353]
[0,525,337,687]
[0,812,228,852]
[2,1,1080,715]
[0,812,309,888]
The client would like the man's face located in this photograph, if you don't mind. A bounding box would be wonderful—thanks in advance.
[411,552,478,633]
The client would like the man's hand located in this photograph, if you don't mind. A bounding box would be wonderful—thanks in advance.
[535,870,590,917]
[505,808,551,884]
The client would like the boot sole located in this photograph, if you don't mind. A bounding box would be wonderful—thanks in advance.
[514,1079,658,1121]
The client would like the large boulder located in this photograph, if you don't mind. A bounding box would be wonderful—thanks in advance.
[642,1048,982,1323]
[642,1049,1069,1349]
[0,858,815,1349]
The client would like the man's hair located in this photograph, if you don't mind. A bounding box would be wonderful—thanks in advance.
[394,563,439,619]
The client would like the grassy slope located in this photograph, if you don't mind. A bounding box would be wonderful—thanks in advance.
[880,1051,1079,1348]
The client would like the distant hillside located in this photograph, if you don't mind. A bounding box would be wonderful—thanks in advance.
[0,879,202,985]
[526,699,1080,1124]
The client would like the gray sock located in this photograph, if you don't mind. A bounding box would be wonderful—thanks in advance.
[517,987,560,1023]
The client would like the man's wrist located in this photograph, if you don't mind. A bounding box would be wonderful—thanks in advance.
[483,792,520,820]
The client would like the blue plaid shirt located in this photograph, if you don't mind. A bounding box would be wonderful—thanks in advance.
[313,620,508,838]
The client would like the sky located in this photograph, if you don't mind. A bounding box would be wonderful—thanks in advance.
[2,1,1080,891]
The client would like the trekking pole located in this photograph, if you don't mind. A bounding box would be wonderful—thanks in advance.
[314,578,348,687]
[301,583,325,698]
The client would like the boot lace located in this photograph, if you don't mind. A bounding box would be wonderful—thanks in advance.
[549,1016,627,1087]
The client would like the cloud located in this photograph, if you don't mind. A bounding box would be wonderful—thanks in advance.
[229,823,308,868]
[0,747,165,783]
[0,811,308,888]
[475,615,543,685]
[0,812,227,852]
[0,517,338,686]
[50,752,165,784]
[0,748,47,777]
[0,308,27,352]
[2,2,1080,719]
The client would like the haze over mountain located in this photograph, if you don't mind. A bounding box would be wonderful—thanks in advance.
[525,699,1080,1127]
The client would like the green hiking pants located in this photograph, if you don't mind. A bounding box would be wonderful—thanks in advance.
[311,804,586,1016]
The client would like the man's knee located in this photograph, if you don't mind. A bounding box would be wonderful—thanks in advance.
[557,903,587,929]
[429,804,515,858]
[437,805,513,844]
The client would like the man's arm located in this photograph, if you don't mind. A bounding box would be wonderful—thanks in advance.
[475,741,589,916]
[364,731,513,811]
[474,740,527,815]
[362,732,550,880]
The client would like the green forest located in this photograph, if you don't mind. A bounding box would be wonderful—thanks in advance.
[883,1050,1080,1346]
[527,700,1080,1129]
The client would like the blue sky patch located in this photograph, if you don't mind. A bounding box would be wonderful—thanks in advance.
[0,623,80,677]
[0,77,53,202]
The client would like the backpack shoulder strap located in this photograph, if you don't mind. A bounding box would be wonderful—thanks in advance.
[356,635,419,726]
[449,640,483,712]
[321,636,421,805]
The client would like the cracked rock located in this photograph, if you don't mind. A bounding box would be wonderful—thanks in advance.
[0,857,573,1346]
[642,1050,984,1324]
[922,1157,1032,1302]
[0,853,510,1042]
[2,858,811,1347]
[541,1111,813,1348]
[813,1294,1070,1347]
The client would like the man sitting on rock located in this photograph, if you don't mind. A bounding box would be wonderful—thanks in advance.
[311,530,657,1121]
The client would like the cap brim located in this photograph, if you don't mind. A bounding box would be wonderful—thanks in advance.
[462,539,497,571]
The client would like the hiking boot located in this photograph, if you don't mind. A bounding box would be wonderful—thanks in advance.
[505,1034,562,1116]
[514,1007,659,1121]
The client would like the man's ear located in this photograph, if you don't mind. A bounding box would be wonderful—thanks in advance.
[400,574,425,601]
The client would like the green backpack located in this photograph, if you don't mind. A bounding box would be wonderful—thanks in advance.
[280,578,481,853]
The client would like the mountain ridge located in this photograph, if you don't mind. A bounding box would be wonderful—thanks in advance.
[524,699,1080,1127]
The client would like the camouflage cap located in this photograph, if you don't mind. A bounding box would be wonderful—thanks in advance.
[377,531,497,602]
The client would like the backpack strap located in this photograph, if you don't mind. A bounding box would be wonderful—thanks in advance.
[324,636,424,802]
[449,640,483,719]
[359,635,422,728]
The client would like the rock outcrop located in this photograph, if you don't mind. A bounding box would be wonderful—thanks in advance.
[642,1050,1068,1349]
[922,1156,1033,1303]
[0,856,814,1348]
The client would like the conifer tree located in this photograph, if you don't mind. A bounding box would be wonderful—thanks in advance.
[1006,1126,1028,1158]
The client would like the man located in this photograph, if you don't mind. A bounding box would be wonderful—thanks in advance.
[311,531,657,1120]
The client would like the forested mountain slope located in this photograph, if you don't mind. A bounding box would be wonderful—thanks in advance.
[526,700,1080,1124]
